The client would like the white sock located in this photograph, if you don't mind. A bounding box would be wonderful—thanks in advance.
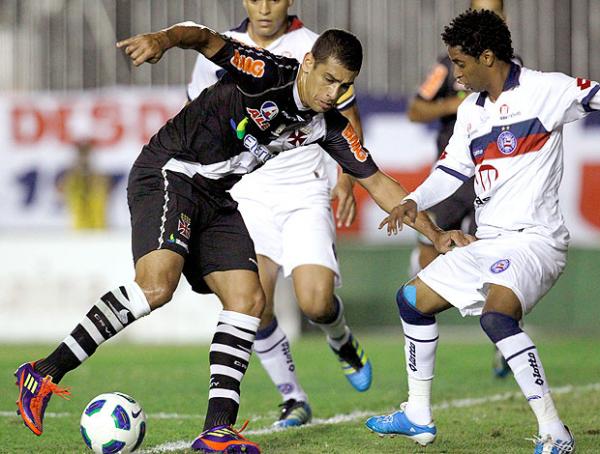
[254,318,308,403]
[311,295,351,350]
[401,319,438,425]
[496,332,570,441]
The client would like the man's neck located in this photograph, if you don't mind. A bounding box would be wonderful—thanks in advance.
[487,61,512,102]
[247,20,288,48]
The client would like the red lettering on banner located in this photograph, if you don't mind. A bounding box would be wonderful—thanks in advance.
[55,105,74,144]
[91,103,124,146]
[12,106,45,144]
[580,162,600,229]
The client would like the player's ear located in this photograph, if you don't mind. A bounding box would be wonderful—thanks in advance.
[302,52,315,73]
[480,49,495,67]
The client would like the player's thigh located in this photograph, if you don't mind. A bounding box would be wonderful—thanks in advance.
[406,277,453,315]
[182,207,259,296]
[235,196,283,264]
[291,264,336,318]
[482,284,523,320]
[478,234,567,316]
[418,243,487,316]
[280,206,340,284]
[204,269,265,317]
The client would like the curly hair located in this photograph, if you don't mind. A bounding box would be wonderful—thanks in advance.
[441,9,514,63]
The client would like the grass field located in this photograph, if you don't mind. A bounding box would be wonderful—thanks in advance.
[2,332,599,453]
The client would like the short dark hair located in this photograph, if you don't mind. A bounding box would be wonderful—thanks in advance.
[442,9,514,63]
[311,29,363,72]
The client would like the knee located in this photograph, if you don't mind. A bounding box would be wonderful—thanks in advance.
[479,312,522,343]
[396,285,435,325]
[135,279,176,310]
[224,288,265,319]
[296,284,334,322]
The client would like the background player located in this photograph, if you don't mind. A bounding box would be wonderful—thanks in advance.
[407,0,516,378]
[15,22,470,453]
[367,9,599,453]
[188,0,369,428]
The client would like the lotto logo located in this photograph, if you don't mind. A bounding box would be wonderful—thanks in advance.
[230,50,265,78]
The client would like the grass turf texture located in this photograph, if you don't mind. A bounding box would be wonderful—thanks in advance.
[2,333,599,453]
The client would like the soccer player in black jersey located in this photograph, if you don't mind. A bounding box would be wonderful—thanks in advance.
[15,23,472,453]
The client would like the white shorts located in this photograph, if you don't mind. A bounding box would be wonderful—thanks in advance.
[418,232,567,317]
[233,183,340,286]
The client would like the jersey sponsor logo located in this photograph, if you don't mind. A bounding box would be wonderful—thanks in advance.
[490,258,510,274]
[230,49,265,78]
[476,164,499,191]
[243,133,274,163]
[576,77,591,90]
[499,104,509,116]
[342,123,368,162]
[246,101,279,130]
[496,130,517,155]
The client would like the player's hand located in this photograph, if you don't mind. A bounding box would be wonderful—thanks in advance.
[378,199,418,236]
[117,31,170,66]
[431,229,476,253]
[331,173,356,228]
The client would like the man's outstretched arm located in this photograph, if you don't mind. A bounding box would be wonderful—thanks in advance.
[117,22,225,66]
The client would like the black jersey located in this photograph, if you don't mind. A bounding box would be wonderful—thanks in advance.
[133,36,378,207]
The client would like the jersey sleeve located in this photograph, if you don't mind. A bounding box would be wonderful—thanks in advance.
[435,100,476,180]
[336,85,356,110]
[542,73,600,127]
[416,58,451,101]
[208,36,298,95]
[187,54,224,101]
[319,111,378,179]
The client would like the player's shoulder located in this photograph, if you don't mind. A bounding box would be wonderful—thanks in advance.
[519,66,571,86]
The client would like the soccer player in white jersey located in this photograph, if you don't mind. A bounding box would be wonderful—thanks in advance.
[366,9,599,453]
[188,0,368,428]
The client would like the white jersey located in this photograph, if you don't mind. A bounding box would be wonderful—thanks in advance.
[187,16,353,189]
[410,65,600,248]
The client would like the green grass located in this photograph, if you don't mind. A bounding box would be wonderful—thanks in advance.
[2,333,599,453]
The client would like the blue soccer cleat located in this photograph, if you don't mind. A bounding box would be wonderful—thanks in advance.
[330,334,372,392]
[532,426,575,453]
[273,399,312,428]
[365,402,437,447]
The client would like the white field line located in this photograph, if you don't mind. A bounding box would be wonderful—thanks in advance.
[139,382,600,453]
[2,382,598,452]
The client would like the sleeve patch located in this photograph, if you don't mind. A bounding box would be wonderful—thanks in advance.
[418,63,448,100]
[342,123,368,162]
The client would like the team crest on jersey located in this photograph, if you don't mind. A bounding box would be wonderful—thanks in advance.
[490,259,510,274]
[499,104,509,116]
[497,130,517,155]
[288,129,308,147]
[178,214,191,239]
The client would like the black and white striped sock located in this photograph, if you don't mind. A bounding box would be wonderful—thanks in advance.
[35,282,150,382]
[203,310,260,430]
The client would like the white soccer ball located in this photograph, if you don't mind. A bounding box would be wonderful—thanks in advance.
[80,392,147,453]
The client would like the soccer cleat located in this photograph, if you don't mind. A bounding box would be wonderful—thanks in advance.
[330,334,372,392]
[365,402,437,447]
[493,347,511,378]
[272,399,312,428]
[191,420,260,453]
[15,361,71,436]
[531,426,575,453]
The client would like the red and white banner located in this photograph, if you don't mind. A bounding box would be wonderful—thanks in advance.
[1,88,599,245]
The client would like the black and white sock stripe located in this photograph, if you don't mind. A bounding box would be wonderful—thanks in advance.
[208,321,256,404]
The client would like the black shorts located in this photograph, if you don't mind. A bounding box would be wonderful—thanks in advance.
[419,176,477,245]
[127,166,258,294]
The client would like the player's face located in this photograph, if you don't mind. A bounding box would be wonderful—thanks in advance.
[448,46,489,92]
[243,0,293,40]
[301,54,357,112]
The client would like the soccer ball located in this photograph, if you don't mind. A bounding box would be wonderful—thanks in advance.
[80,392,146,453]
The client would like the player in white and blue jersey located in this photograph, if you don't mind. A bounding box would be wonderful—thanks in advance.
[367,8,599,453]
